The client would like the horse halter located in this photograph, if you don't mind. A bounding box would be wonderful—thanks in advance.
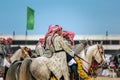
[92,45,104,67]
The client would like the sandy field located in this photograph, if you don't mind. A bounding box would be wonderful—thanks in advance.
[95,77,120,80]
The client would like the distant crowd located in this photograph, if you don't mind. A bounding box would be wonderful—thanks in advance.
[101,54,120,77]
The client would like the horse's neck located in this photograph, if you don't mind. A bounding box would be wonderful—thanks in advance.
[79,50,92,72]
[79,45,96,72]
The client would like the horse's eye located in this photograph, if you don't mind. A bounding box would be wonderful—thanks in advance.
[101,52,103,54]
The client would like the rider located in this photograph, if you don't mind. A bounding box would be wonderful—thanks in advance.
[3,54,11,80]
[35,38,46,56]
[44,25,75,80]
[61,31,79,80]
[0,37,6,77]
[43,24,57,57]
[5,37,13,55]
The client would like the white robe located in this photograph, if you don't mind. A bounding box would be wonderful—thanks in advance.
[47,34,74,80]
[3,58,10,68]
[63,38,76,66]
[35,43,45,56]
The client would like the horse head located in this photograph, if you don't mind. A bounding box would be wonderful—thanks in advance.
[92,41,106,68]
[76,41,106,76]
[88,42,107,76]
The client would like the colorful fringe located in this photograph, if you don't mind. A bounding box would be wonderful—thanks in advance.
[75,57,91,80]
[50,76,56,80]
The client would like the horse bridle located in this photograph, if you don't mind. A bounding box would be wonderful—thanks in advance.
[92,45,104,67]
[89,45,105,76]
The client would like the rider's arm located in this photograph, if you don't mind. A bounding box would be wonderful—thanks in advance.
[58,36,74,57]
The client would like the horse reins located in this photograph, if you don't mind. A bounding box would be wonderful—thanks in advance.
[92,46,104,66]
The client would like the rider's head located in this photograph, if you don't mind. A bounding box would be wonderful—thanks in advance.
[52,25,62,36]
[0,37,6,45]
[61,31,69,39]
[38,38,44,44]
[47,24,62,46]
[61,31,75,45]
[7,37,12,44]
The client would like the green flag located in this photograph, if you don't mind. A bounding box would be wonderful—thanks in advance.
[26,7,34,30]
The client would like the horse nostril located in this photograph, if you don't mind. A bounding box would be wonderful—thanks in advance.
[102,62,107,67]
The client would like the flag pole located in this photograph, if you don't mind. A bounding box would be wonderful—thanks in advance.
[13,30,15,40]
[106,31,108,50]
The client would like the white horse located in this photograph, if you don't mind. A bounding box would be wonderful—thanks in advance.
[17,42,106,80]
[76,42,106,78]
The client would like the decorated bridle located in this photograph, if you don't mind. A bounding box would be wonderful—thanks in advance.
[89,44,105,76]
[92,45,104,67]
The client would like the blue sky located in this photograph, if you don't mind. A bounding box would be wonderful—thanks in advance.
[0,0,120,35]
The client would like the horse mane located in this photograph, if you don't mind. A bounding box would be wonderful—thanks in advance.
[77,44,99,61]
[5,60,22,80]
[73,41,88,54]
[86,44,98,55]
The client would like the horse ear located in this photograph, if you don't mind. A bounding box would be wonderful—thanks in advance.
[96,42,98,44]
[100,41,103,44]
[100,41,103,46]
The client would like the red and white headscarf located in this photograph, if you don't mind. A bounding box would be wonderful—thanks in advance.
[44,24,62,47]
[0,37,3,42]
[0,37,6,43]
[61,31,69,37]
[61,31,75,45]
[44,24,56,40]
[38,38,44,44]
[36,38,45,48]
[7,37,12,43]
